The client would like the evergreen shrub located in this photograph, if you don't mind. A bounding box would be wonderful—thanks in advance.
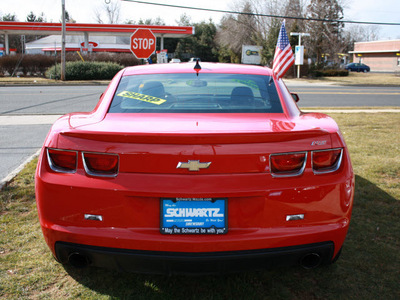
[311,69,349,77]
[46,61,123,80]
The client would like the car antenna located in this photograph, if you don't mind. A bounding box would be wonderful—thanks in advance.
[194,59,201,76]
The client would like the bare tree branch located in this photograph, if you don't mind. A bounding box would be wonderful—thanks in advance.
[93,0,121,24]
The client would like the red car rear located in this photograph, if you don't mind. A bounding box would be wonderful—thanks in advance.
[35,62,354,274]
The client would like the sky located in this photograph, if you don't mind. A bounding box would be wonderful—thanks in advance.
[1,0,399,40]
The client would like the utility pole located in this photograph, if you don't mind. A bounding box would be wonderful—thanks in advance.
[290,32,310,79]
[21,35,25,54]
[61,0,66,81]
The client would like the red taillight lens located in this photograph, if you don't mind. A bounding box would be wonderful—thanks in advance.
[312,148,342,173]
[83,152,119,177]
[270,152,307,177]
[47,148,77,173]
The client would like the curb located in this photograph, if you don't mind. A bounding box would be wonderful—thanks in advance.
[0,149,40,191]
[302,109,400,113]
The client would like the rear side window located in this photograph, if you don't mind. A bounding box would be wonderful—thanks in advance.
[108,73,283,113]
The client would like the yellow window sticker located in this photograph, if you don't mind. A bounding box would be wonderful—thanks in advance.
[118,91,167,105]
[232,79,258,90]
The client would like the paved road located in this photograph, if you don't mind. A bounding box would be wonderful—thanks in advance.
[0,83,399,187]
[286,84,400,107]
[0,85,105,115]
[0,85,106,187]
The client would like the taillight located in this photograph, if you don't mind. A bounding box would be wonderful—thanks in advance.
[270,152,307,177]
[82,152,119,177]
[47,148,77,173]
[312,148,343,174]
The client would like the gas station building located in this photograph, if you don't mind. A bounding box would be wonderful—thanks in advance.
[0,21,194,56]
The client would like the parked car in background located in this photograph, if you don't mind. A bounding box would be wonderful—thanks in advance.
[189,57,201,62]
[35,62,354,274]
[345,63,370,72]
[169,58,181,63]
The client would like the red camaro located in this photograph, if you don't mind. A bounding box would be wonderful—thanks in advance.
[35,62,354,274]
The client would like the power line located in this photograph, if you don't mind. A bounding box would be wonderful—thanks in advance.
[122,0,400,26]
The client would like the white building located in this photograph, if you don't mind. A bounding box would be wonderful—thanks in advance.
[26,35,131,55]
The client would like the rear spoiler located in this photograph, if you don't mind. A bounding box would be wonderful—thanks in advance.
[60,129,330,145]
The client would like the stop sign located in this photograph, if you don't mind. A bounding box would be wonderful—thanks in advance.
[130,29,156,59]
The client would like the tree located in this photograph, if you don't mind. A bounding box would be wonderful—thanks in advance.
[216,1,258,62]
[124,17,165,25]
[94,0,121,24]
[283,0,305,31]
[305,0,345,66]
[137,17,165,26]
[26,11,45,22]
[26,11,37,22]
[256,18,281,66]
[176,13,191,27]
[64,10,76,23]
[175,20,219,62]
[283,0,307,54]
[249,0,286,42]
[345,25,381,43]
[216,0,296,64]
[2,13,17,21]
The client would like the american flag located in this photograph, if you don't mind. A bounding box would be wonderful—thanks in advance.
[273,21,294,79]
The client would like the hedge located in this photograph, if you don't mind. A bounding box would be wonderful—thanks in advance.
[0,55,20,76]
[311,69,349,77]
[81,52,141,67]
[0,53,140,77]
[45,61,123,80]
[0,54,55,76]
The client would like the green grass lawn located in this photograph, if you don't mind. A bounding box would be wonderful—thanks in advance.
[291,72,400,86]
[1,113,399,299]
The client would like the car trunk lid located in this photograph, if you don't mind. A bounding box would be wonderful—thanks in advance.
[59,113,334,174]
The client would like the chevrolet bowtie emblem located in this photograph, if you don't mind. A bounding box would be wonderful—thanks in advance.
[176,160,211,172]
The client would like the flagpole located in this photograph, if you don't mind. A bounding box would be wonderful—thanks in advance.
[61,0,66,81]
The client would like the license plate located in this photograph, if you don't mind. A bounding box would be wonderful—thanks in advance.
[160,198,227,234]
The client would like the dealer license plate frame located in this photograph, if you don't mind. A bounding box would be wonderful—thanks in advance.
[160,198,228,235]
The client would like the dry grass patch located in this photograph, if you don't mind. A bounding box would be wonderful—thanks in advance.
[0,77,110,85]
[0,77,56,84]
[313,72,400,86]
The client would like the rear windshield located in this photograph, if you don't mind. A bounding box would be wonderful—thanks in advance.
[108,73,283,113]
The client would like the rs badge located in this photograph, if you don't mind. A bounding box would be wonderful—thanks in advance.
[176,160,211,172]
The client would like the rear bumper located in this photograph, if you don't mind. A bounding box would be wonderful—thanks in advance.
[55,241,334,275]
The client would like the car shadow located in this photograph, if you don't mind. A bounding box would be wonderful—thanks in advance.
[62,175,400,299]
